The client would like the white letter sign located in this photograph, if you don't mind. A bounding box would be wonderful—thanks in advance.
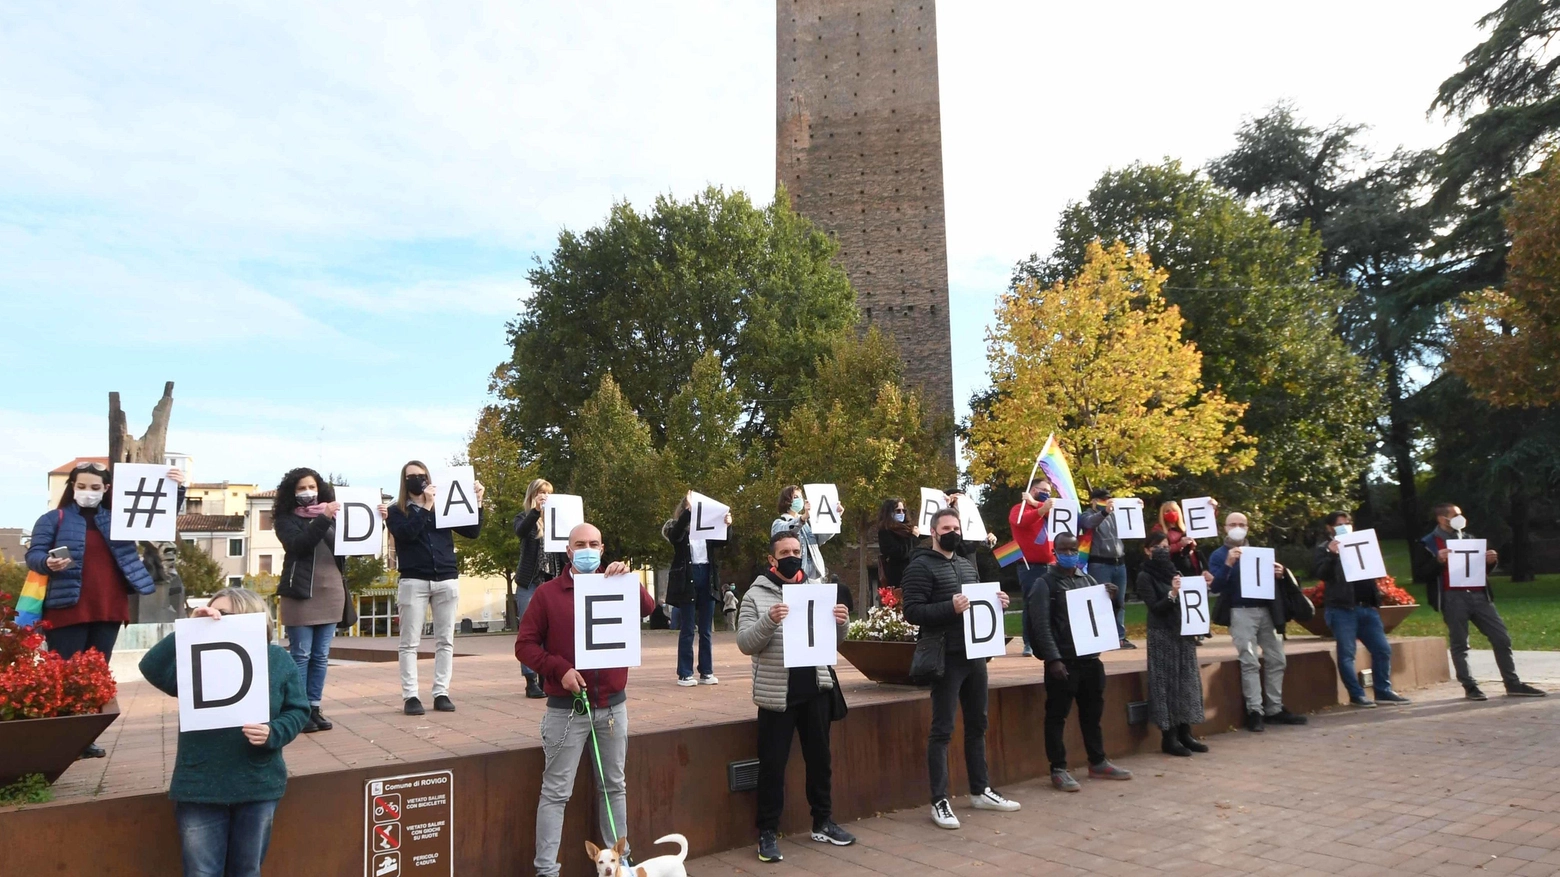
[781,583,838,668]
[432,466,479,529]
[543,494,585,554]
[111,463,180,542]
[1336,528,1388,582]
[1112,498,1146,539]
[802,483,841,536]
[688,492,730,542]
[1181,497,1219,540]
[1238,546,1276,601]
[958,500,989,543]
[917,487,946,532]
[573,573,643,670]
[1065,585,1119,657]
[1047,497,1082,540]
[961,582,1005,659]
[1179,578,1211,636]
[1447,539,1488,589]
[334,487,383,556]
[175,613,270,732]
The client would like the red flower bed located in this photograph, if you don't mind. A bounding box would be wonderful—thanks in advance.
[877,587,901,609]
[1302,576,1417,610]
[0,594,116,721]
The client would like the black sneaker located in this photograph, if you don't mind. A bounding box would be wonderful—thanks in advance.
[1506,683,1547,698]
[301,714,320,733]
[1348,696,1377,708]
[1267,708,1308,725]
[1375,690,1411,704]
[757,830,783,863]
[404,697,426,716]
[79,743,106,759]
[1119,640,1137,650]
[811,820,856,846]
[1465,685,1488,701]
[1244,710,1265,733]
[525,676,546,699]
[433,695,456,712]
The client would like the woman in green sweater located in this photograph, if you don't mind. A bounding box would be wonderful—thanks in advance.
[139,587,311,877]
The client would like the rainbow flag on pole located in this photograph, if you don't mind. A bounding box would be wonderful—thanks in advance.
[1034,435,1092,563]
[994,540,1024,568]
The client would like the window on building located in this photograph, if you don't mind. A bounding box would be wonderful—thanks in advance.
[186,497,204,513]
[184,538,197,547]
[259,510,273,530]
[228,538,244,557]
[227,576,243,587]
[258,554,273,574]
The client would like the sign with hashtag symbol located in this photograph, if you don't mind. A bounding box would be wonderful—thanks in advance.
[111,463,179,541]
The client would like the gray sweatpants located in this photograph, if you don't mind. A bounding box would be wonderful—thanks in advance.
[534,703,629,877]
[1229,607,1287,715]
[1441,589,1519,688]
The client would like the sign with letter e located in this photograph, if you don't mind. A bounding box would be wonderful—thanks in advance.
[1447,539,1488,589]
[961,582,1005,659]
[573,574,643,670]
[1065,585,1120,657]
[1180,497,1219,540]
[175,612,269,732]
[781,583,838,668]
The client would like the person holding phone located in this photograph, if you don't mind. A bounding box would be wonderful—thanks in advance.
[26,460,186,758]
[512,478,562,699]
[138,587,311,877]
[273,467,347,734]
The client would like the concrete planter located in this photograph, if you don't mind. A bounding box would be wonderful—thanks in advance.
[1298,604,1419,639]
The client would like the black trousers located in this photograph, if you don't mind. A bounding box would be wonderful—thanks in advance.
[46,621,122,661]
[755,691,833,831]
[927,654,990,802]
[1044,656,1107,770]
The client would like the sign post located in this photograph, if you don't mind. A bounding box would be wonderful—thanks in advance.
[364,769,453,877]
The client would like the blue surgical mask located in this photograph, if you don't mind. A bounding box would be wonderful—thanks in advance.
[571,548,602,574]
[790,496,805,514]
[1056,553,1083,570]
[1333,523,1352,537]
[892,512,906,523]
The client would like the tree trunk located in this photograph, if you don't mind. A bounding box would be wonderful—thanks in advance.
[1508,488,1534,583]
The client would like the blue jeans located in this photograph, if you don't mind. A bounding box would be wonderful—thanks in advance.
[1088,560,1129,641]
[677,564,715,680]
[1326,606,1393,699]
[1017,564,1047,652]
[514,585,537,681]
[175,800,277,877]
[286,623,335,705]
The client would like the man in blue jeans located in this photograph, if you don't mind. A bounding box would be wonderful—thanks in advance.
[1314,511,1410,707]
[1080,487,1133,649]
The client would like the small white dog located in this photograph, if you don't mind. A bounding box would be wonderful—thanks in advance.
[586,834,688,877]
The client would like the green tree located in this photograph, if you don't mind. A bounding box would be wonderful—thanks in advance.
[494,185,859,486]
[1016,160,1379,534]
[664,351,751,504]
[773,329,955,609]
[0,561,27,604]
[455,406,536,629]
[176,540,226,598]
[972,241,1252,496]
[568,374,673,564]
[345,555,392,594]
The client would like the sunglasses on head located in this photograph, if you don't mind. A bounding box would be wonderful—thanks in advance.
[74,462,109,475]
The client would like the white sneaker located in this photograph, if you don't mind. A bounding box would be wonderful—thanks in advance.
[698,675,720,685]
[676,677,697,687]
[931,798,960,830]
[969,788,1021,812]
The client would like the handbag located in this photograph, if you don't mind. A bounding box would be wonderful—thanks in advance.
[16,510,63,627]
[908,632,946,685]
[1280,568,1315,623]
[826,666,848,722]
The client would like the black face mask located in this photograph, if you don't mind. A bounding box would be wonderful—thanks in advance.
[937,532,962,552]
[776,556,805,579]
[405,474,429,495]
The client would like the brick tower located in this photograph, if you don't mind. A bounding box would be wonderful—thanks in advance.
[777,0,956,428]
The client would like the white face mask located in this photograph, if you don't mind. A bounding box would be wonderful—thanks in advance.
[1449,515,1467,532]
[75,489,105,509]
[1226,526,1248,542]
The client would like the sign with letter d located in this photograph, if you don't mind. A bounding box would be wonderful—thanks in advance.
[175,613,270,732]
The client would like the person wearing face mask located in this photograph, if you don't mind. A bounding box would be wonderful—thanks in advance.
[1151,501,1207,581]
[1009,479,1057,657]
[512,478,563,698]
[273,467,348,734]
[875,497,918,592]
[385,461,485,716]
[514,522,654,877]
[1026,533,1134,790]
[1080,487,1133,650]
[1421,504,1546,700]
[901,508,1018,830]
[1315,512,1410,708]
[1208,512,1306,732]
[772,485,840,583]
[737,531,856,862]
[26,460,185,758]
[1135,533,1208,757]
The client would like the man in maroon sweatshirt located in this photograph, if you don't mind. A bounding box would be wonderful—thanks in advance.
[516,522,655,877]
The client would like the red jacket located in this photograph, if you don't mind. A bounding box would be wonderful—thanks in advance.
[1008,501,1055,565]
[515,568,656,707]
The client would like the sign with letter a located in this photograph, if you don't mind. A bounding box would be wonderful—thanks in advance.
[573,574,643,670]
[1179,579,1211,636]
[111,463,180,542]
[958,500,989,542]
[961,583,1005,659]
[432,466,479,529]
[1335,528,1388,582]
[1112,498,1146,539]
[543,494,585,554]
[803,484,841,536]
[1065,585,1119,657]
[1238,546,1276,601]
[1446,539,1488,589]
[1047,497,1082,541]
[335,488,384,556]
[175,613,270,732]
[781,584,838,668]
[1180,497,1219,540]
[917,487,946,532]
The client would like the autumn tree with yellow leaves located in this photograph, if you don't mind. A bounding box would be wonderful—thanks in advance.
[967,241,1253,492]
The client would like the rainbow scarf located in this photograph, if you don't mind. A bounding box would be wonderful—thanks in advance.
[1034,435,1091,564]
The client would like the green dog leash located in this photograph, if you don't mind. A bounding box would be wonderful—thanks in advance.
[574,690,621,846]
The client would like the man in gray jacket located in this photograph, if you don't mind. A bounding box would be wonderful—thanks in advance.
[1080,487,1133,649]
[737,530,856,863]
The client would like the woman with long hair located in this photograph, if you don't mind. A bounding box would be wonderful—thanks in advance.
[385,460,484,716]
[510,477,561,699]
[1151,500,1206,580]
[273,467,347,733]
[139,587,311,877]
[663,491,731,687]
[875,496,917,592]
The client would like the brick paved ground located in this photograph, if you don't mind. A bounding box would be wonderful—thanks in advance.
[686,681,1560,877]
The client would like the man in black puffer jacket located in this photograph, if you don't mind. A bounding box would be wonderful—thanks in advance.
[901,508,1017,832]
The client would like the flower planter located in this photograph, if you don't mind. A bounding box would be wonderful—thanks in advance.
[1297,604,1419,639]
[839,638,1014,686]
[0,699,120,787]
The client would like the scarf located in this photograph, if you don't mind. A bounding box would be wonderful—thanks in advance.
[294,502,330,519]
[1223,535,1248,550]
[1142,549,1178,584]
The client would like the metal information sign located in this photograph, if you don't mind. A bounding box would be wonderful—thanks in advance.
[365,769,453,877]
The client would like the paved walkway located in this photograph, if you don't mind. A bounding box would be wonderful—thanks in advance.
[687,681,1560,876]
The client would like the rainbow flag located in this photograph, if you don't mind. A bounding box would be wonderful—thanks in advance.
[1034,435,1091,563]
[994,540,1023,568]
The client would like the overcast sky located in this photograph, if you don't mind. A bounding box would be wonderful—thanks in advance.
[0,1,1489,529]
